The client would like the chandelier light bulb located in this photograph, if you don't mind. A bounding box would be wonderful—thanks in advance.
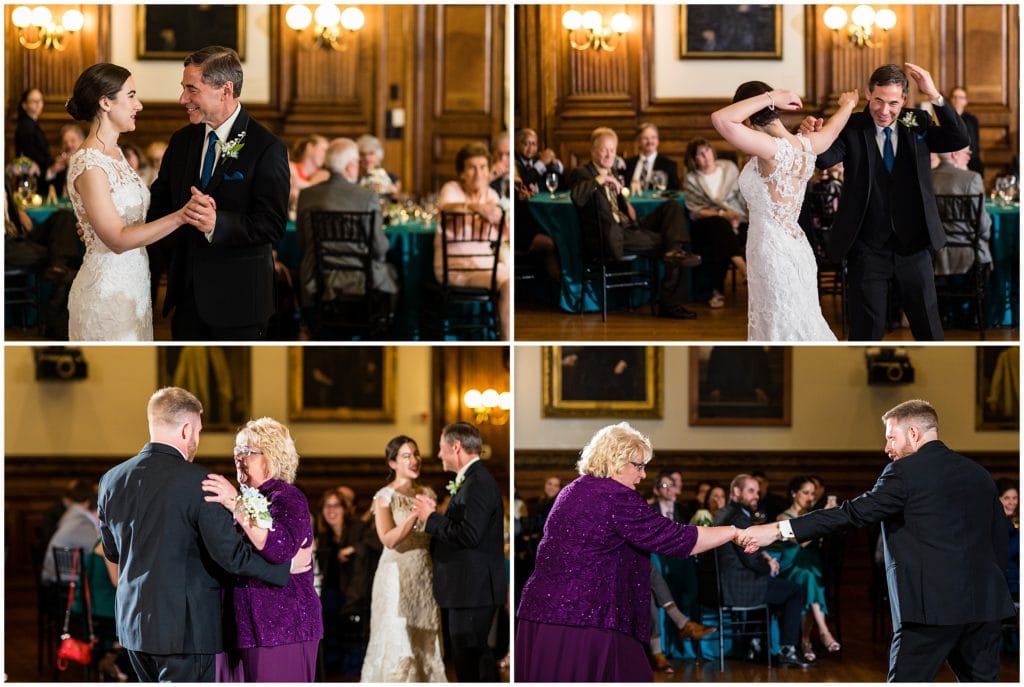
[339,6,364,31]
[823,6,848,31]
[561,10,582,31]
[609,12,632,34]
[463,389,483,409]
[31,6,52,28]
[61,8,84,32]
[11,6,33,28]
[875,8,896,30]
[498,392,512,411]
[851,5,876,28]
[285,4,313,30]
[481,388,500,408]
[314,3,341,28]
[581,10,602,31]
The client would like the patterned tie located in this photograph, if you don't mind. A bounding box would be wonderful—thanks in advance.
[200,130,218,188]
[638,158,650,188]
[882,127,895,174]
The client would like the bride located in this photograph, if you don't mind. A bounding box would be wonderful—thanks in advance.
[361,436,446,682]
[64,63,205,340]
[711,82,858,341]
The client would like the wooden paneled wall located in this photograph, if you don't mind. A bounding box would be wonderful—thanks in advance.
[516,4,1018,188]
[5,4,506,195]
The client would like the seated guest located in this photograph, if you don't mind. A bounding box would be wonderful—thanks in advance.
[515,128,565,194]
[141,141,167,187]
[690,483,726,525]
[74,537,131,681]
[625,123,681,192]
[932,146,992,276]
[49,124,85,198]
[357,134,400,195]
[512,128,562,289]
[950,87,984,176]
[15,87,61,196]
[40,480,99,583]
[683,138,749,308]
[711,474,812,667]
[682,479,712,522]
[289,135,330,213]
[996,478,1019,602]
[297,138,398,318]
[752,470,787,522]
[437,142,510,339]
[649,562,716,673]
[122,143,144,174]
[491,131,510,198]
[570,126,701,320]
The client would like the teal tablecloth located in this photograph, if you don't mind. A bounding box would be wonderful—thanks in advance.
[984,201,1018,327]
[24,201,72,224]
[527,191,688,312]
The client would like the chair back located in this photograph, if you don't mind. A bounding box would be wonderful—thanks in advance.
[309,210,377,303]
[438,211,505,292]
[806,187,840,260]
[51,546,83,585]
[934,193,984,250]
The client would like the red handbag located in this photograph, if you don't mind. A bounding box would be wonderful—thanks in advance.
[56,549,96,670]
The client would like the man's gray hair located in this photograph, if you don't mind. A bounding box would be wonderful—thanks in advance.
[325,138,359,174]
[184,46,244,98]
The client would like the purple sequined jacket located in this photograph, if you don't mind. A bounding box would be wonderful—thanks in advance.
[516,474,698,643]
[223,479,323,648]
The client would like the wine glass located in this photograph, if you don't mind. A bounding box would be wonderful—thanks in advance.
[651,170,668,195]
[995,176,1012,207]
[545,172,558,198]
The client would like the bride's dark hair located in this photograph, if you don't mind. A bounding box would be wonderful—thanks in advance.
[733,80,779,128]
[66,63,131,122]
[384,434,417,482]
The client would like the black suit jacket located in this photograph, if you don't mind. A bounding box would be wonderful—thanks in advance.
[569,162,636,260]
[148,106,289,328]
[712,501,771,606]
[960,111,984,176]
[98,443,289,654]
[790,440,1015,627]
[817,103,970,261]
[624,154,681,191]
[425,460,506,608]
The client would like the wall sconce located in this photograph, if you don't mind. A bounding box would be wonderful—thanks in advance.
[463,388,511,426]
[561,9,632,52]
[11,6,84,51]
[823,5,896,48]
[285,4,364,51]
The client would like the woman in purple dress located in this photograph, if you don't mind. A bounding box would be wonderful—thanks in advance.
[515,422,753,682]
[202,417,323,681]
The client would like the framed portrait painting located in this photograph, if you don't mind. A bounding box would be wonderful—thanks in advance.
[679,5,782,59]
[689,346,791,426]
[976,346,1019,430]
[289,347,396,422]
[542,346,663,418]
[157,346,251,432]
[137,5,246,60]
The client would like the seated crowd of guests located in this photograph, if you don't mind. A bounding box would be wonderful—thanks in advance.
[514,469,1020,672]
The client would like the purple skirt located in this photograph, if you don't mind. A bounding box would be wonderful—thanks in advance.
[215,640,318,682]
[514,618,653,682]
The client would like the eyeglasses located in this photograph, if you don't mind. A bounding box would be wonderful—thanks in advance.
[658,482,673,489]
[628,461,647,472]
[233,446,264,458]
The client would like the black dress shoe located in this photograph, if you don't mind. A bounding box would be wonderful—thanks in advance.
[777,644,817,668]
[663,247,702,268]
[659,303,697,319]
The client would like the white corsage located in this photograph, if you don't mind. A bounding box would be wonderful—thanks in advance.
[238,484,273,530]
[218,131,247,160]
[446,473,465,497]
[897,112,917,130]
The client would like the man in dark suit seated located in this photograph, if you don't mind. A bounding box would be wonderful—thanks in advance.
[712,474,813,668]
[624,123,681,192]
[297,137,398,320]
[950,87,984,176]
[512,128,562,290]
[569,127,702,319]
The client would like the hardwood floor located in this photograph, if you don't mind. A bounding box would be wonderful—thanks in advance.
[514,284,1019,342]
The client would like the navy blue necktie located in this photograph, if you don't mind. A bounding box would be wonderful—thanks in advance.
[200,130,218,188]
[882,127,894,174]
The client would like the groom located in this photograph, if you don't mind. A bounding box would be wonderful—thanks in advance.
[148,46,289,340]
[803,63,969,341]
[414,423,506,681]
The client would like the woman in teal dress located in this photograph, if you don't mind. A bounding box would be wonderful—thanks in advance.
[73,538,130,680]
[775,476,840,662]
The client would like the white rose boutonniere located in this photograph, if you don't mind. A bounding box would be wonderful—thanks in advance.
[238,484,273,530]
[218,130,247,160]
[446,473,466,497]
[897,112,917,130]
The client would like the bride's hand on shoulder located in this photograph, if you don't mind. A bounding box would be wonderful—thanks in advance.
[837,90,859,109]
[770,89,802,111]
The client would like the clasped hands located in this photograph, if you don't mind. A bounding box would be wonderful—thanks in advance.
[732,523,784,552]
[183,186,216,233]
[412,493,437,523]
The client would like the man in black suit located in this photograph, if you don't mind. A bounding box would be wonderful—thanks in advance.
[414,423,506,681]
[148,46,289,340]
[950,87,984,176]
[712,475,812,668]
[97,387,312,681]
[569,127,702,319]
[805,63,970,341]
[743,399,1016,681]
[624,123,681,191]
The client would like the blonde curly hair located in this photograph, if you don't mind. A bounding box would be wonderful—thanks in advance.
[236,417,300,484]
[576,422,653,478]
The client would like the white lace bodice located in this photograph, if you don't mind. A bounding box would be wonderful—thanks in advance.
[66,147,154,341]
[740,136,837,342]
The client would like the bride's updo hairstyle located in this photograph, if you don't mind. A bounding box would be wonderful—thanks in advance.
[66,63,131,122]
[733,80,779,128]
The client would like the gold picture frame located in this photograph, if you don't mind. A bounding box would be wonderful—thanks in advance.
[288,347,396,422]
[976,346,1019,431]
[137,5,246,60]
[689,346,792,426]
[679,5,782,59]
[157,346,251,432]
[542,346,663,418]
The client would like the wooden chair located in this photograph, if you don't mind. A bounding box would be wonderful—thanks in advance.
[932,193,988,338]
[696,547,772,672]
[805,188,848,337]
[50,546,93,681]
[5,264,44,334]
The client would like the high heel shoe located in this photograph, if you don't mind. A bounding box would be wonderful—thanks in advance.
[800,640,817,663]
[651,652,674,673]
[820,631,841,653]
[97,653,128,682]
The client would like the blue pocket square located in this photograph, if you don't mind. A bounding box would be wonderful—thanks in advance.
[224,171,245,181]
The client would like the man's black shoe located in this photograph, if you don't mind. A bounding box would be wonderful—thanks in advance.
[659,303,697,320]
[777,644,816,668]
[663,247,702,268]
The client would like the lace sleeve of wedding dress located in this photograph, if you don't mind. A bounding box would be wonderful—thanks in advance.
[373,486,395,509]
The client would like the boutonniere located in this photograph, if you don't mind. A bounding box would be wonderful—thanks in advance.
[897,112,918,130]
[218,130,247,160]
[446,473,466,497]
[236,484,273,530]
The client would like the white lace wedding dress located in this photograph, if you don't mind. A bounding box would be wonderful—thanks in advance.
[66,147,153,340]
[360,486,447,683]
[739,134,837,341]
